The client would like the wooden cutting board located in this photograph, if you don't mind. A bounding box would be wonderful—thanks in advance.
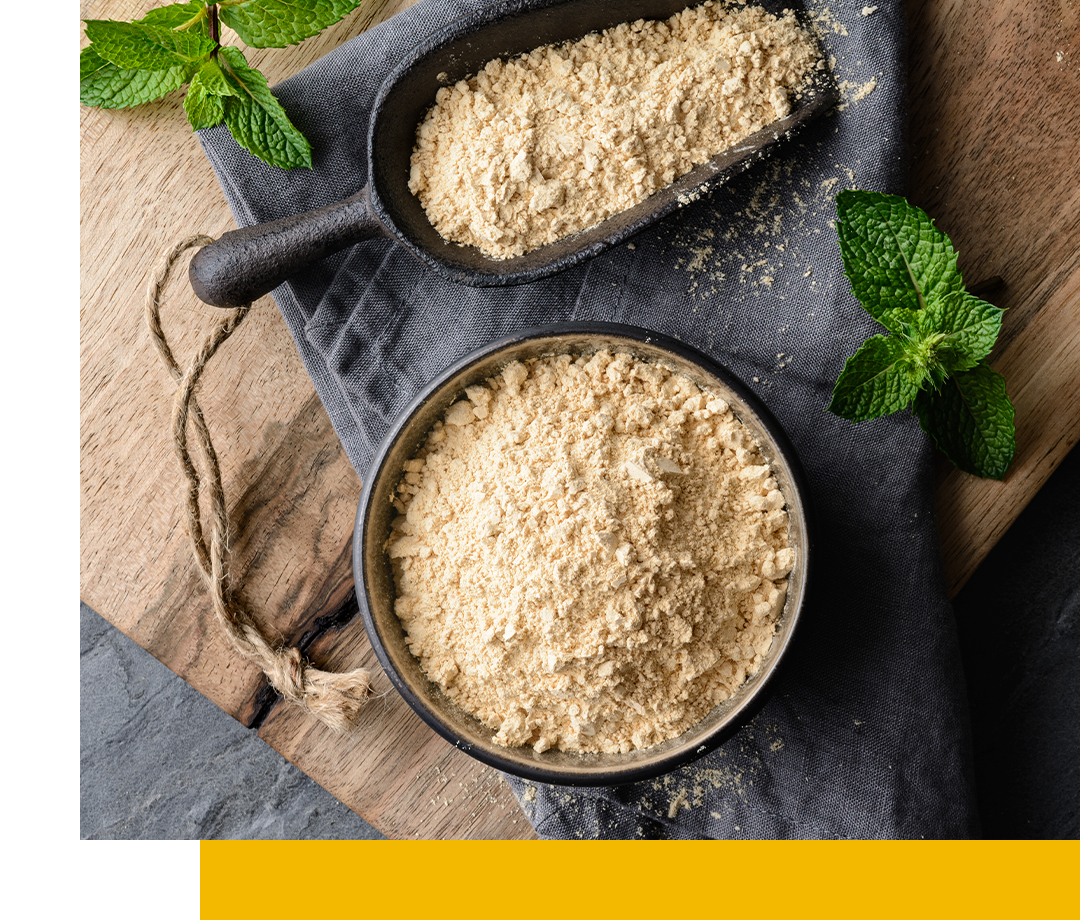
[80,0,1080,839]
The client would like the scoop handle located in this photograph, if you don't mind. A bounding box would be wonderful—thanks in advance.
[188,184,387,308]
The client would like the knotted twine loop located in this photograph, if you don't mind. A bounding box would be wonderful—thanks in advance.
[145,235,372,733]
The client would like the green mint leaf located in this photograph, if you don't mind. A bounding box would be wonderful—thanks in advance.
[184,59,235,129]
[828,334,925,421]
[836,189,964,333]
[139,1,209,30]
[185,76,226,130]
[84,19,216,70]
[194,56,237,97]
[217,46,312,169]
[80,45,194,108]
[219,0,364,49]
[913,360,1016,480]
[922,290,1004,374]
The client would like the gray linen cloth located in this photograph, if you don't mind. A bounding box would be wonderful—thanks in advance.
[199,0,979,838]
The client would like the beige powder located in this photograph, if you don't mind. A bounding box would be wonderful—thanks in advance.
[408,1,821,259]
[387,351,793,754]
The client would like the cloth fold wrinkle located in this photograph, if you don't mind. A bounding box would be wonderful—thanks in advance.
[198,0,979,838]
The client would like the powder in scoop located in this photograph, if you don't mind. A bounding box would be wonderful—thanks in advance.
[408,1,821,259]
[387,352,793,754]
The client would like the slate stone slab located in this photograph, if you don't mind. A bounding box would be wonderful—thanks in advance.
[80,603,385,840]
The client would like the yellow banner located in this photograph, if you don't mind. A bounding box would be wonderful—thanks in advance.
[202,840,1078,917]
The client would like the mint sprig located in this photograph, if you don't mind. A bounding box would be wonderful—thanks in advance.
[829,190,1016,480]
[80,1,364,170]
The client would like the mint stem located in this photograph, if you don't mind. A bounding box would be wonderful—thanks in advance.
[209,3,220,49]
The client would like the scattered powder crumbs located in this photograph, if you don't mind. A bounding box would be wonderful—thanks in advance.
[701,765,747,797]
[408,1,822,259]
[862,5,879,15]
[685,228,717,272]
[846,75,878,103]
[668,789,690,818]
[814,6,849,37]
[388,351,793,754]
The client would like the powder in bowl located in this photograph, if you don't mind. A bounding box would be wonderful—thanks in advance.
[386,351,793,754]
[407,1,822,259]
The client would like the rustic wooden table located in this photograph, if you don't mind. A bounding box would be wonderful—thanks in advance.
[80,0,1079,839]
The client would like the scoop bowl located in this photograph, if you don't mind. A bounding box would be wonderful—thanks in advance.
[190,0,837,307]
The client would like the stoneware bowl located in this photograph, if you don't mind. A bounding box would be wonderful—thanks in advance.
[353,323,813,785]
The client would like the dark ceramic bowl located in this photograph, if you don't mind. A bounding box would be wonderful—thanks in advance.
[353,323,813,786]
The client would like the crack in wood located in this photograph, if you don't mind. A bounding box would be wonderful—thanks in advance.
[246,585,363,730]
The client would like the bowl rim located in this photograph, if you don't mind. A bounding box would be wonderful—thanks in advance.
[352,322,814,786]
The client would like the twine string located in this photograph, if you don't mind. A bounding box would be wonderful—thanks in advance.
[145,235,372,733]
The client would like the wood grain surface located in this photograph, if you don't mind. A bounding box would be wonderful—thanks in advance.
[905,0,1080,592]
[80,0,1079,839]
